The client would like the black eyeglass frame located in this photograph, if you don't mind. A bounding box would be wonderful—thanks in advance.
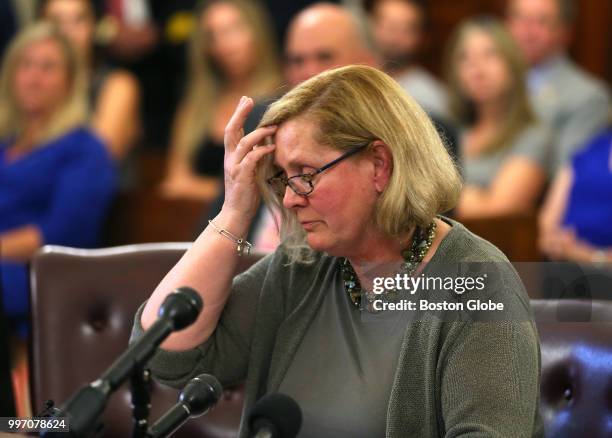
[266,142,371,196]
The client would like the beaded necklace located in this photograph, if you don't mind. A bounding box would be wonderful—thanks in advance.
[339,221,437,311]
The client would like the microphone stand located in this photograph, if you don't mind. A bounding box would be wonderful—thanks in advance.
[40,366,154,438]
[40,288,203,438]
[131,367,152,438]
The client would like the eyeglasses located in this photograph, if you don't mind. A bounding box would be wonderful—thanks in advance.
[267,143,370,197]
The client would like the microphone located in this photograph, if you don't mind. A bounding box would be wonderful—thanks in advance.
[101,287,203,390]
[248,393,302,438]
[41,287,203,437]
[146,374,222,438]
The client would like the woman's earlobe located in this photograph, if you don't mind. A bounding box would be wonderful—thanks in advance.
[370,141,392,193]
[373,177,385,194]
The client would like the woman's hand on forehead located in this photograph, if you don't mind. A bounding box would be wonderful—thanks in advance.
[221,96,277,219]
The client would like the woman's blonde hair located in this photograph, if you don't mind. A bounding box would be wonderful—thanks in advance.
[444,17,536,154]
[0,21,88,145]
[178,0,282,155]
[256,65,462,263]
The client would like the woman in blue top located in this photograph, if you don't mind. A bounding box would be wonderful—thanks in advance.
[539,125,612,263]
[0,23,116,337]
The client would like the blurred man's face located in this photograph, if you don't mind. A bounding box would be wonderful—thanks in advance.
[370,0,423,71]
[284,10,372,87]
[285,40,341,87]
[506,0,568,67]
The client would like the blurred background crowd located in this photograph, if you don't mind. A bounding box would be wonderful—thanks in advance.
[0,0,610,418]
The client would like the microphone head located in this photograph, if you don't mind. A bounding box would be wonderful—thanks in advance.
[248,393,302,438]
[179,374,222,417]
[158,287,203,330]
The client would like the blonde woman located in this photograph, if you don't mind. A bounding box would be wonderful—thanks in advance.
[161,0,281,200]
[445,17,552,218]
[42,0,141,160]
[133,65,541,437]
[0,23,116,337]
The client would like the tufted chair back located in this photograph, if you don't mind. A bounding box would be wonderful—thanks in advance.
[29,243,263,437]
[531,299,612,438]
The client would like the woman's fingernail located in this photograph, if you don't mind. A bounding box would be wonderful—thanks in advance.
[239,96,246,105]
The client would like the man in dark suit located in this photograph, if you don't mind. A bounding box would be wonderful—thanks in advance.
[506,0,611,174]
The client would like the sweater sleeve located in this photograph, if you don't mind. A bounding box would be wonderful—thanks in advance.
[440,320,541,438]
[437,243,543,437]
[437,259,542,437]
[129,253,275,389]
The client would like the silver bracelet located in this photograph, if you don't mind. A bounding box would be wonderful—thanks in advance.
[208,220,252,256]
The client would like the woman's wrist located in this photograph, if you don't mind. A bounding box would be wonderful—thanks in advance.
[213,208,253,243]
[208,219,252,256]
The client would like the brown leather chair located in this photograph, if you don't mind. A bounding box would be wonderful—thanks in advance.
[531,299,612,438]
[29,243,262,437]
